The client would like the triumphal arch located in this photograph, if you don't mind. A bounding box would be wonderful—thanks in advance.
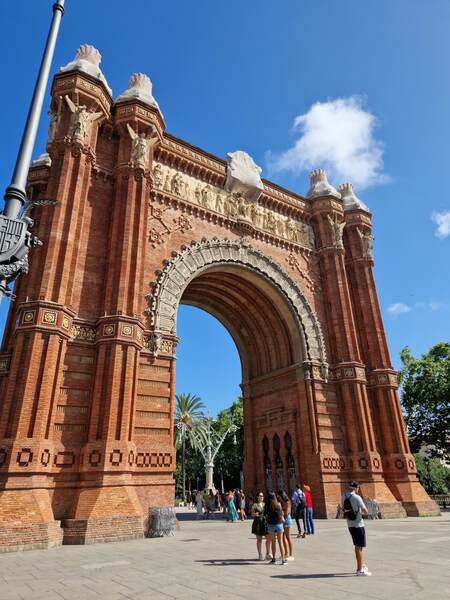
[0,45,438,550]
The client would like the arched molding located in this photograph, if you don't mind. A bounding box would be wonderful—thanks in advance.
[147,238,327,367]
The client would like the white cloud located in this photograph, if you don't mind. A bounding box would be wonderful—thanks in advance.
[431,210,450,239]
[266,96,386,190]
[387,303,411,316]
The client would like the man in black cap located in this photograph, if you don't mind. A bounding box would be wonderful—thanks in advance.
[342,482,371,576]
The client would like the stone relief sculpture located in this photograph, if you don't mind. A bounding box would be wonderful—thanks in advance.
[225,150,264,203]
[171,172,183,196]
[116,73,162,118]
[60,44,111,95]
[307,169,340,199]
[215,194,225,213]
[150,161,315,249]
[153,164,163,188]
[47,96,62,147]
[201,185,214,209]
[357,227,373,259]
[126,123,159,170]
[327,214,345,249]
[64,95,102,143]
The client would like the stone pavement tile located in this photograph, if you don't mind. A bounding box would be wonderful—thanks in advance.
[53,586,103,600]
[121,591,176,600]
[0,585,35,600]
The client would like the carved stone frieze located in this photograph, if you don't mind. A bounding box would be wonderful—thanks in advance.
[148,204,192,247]
[143,332,178,357]
[152,162,315,250]
[70,324,96,342]
[147,238,327,366]
[328,365,366,382]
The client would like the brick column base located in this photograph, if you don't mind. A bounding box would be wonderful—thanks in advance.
[62,515,144,545]
[65,482,145,544]
[0,489,63,552]
[387,480,440,516]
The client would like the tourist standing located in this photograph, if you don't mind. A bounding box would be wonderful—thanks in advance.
[239,491,246,521]
[303,484,315,535]
[292,484,306,538]
[195,490,204,519]
[251,492,271,560]
[265,491,286,565]
[208,490,216,518]
[342,482,371,576]
[280,491,294,560]
[227,490,239,522]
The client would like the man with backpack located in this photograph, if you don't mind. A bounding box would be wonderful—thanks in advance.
[291,484,306,538]
[342,482,371,576]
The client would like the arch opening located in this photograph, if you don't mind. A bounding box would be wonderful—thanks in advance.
[149,239,327,497]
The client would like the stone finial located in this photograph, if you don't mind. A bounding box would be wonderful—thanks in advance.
[338,183,370,212]
[60,44,112,95]
[115,73,163,116]
[224,150,264,203]
[31,153,52,168]
[306,169,340,199]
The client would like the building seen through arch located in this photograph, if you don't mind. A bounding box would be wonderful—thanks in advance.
[0,45,439,551]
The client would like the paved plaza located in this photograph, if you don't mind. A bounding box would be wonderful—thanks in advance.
[0,509,448,600]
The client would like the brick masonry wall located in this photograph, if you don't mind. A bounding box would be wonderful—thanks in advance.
[0,70,439,550]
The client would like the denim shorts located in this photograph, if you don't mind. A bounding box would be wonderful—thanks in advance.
[267,523,284,534]
[284,515,292,529]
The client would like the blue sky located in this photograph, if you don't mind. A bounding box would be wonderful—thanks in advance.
[0,0,449,415]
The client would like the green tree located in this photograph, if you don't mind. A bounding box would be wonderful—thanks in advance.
[399,343,450,462]
[213,396,244,490]
[414,453,449,495]
[174,393,205,501]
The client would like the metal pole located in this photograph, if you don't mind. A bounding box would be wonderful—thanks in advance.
[3,0,65,219]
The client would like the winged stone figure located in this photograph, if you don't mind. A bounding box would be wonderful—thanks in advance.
[126,123,159,170]
[64,95,102,143]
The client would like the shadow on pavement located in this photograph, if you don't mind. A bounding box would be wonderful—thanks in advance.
[196,559,260,566]
[176,511,227,522]
[271,573,355,579]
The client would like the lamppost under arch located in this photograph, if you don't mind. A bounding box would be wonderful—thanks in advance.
[177,417,238,491]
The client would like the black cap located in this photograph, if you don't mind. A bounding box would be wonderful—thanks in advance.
[349,481,359,489]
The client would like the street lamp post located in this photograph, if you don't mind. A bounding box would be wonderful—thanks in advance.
[0,1,65,305]
[177,418,238,491]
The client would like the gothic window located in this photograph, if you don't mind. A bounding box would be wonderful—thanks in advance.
[262,435,273,492]
[273,433,285,491]
[284,431,297,494]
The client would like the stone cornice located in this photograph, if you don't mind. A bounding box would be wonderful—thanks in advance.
[157,133,310,218]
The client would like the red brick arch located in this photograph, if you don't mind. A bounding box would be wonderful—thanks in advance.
[149,238,328,375]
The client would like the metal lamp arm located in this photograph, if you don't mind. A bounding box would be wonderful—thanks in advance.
[211,425,237,462]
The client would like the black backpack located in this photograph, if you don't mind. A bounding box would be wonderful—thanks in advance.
[298,494,306,510]
[343,495,359,520]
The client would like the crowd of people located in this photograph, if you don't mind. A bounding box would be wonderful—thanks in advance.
[185,481,371,576]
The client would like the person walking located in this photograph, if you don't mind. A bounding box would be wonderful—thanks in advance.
[280,490,294,560]
[227,490,239,522]
[265,491,286,565]
[342,482,371,576]
[251,492,271,560]
[303,484,315,535]
[292,484,306,538]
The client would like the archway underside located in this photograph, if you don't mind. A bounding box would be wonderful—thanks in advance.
[180,268,298,381]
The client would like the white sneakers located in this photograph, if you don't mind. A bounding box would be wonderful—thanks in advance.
[258,554,264,561]
[357,565,372,576]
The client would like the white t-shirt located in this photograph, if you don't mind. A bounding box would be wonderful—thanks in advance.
[342,491,366,528]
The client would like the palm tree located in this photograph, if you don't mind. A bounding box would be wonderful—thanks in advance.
[174,393,205,502]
